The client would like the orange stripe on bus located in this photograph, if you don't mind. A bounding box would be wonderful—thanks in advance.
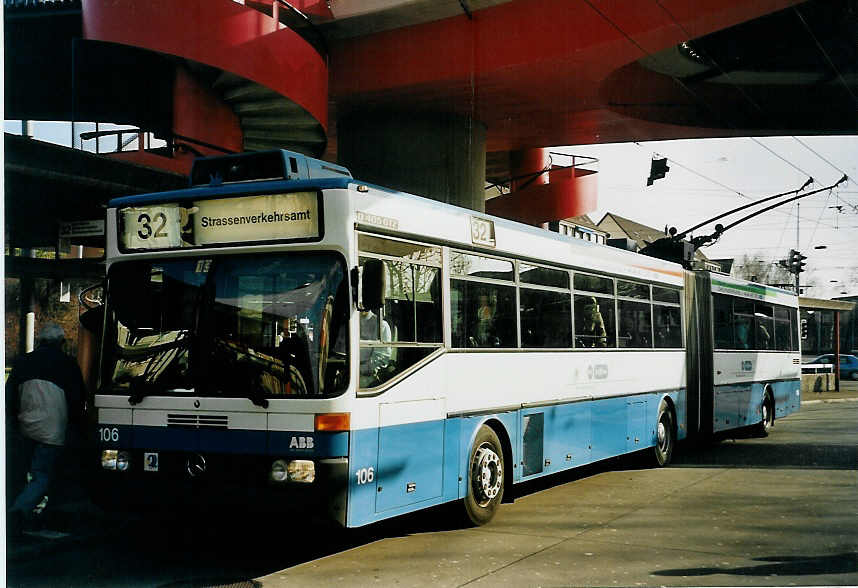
[631,264,684,278]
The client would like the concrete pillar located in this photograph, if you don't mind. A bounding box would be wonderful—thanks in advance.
[338,111,487,212]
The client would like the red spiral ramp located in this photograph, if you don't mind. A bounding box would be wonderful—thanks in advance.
[80,0,328,171]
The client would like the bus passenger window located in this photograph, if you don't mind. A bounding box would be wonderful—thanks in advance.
[574,273,613,295]
[733,299,754,349]
[754,303,774,350]
[414,265,442,343]
[574,295,615,348]
[653,305,682,348]
[451,281,516,348]
[713,294,733,349]
[774,306,792,351]
[520,289,572,348]
[357,238,443,390]
[734,317,752,349]
[618,300,651,348]
[359,309,392,388]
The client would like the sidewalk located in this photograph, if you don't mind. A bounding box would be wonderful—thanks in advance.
[802,379,858,404]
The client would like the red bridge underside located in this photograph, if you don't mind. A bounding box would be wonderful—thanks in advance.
[327,0,803,152]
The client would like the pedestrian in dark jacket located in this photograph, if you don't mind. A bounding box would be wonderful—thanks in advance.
[6,322,86,536]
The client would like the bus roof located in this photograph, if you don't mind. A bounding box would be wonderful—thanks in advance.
[710,274,799,307]
[108,177,354,208]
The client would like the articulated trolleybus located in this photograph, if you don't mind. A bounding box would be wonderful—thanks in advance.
[93,150,801,527]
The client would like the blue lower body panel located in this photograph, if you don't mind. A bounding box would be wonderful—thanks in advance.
[346,389,686,527]
[714,378,800,434]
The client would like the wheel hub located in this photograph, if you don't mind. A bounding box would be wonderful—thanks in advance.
[657,421,666,448]
[472,445,502,505]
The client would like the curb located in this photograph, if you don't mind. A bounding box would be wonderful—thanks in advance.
[801,397,858,405]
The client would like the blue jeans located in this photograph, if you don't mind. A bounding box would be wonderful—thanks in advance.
[9,438,63,518]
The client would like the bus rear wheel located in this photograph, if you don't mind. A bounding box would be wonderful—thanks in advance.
[653,403,675,467]
[754,392,774,437]
[463,426,504,526]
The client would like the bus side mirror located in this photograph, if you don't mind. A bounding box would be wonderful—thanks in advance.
[359,259,385,311]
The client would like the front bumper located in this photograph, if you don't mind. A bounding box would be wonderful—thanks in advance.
[90,450,348,525]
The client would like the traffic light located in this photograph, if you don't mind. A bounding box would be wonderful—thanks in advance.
[788,249,808,274]
[647,157,669,186]
[800,318,808,340]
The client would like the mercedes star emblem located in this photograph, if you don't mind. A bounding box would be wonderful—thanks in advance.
[186,453,207,478]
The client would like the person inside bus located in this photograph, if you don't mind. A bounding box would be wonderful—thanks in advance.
[577,297,607,348]
[277,316,312,394]
[735,318,751,349]
[473,293,498,346]
[757,322,771,350]
[359,309,392,387]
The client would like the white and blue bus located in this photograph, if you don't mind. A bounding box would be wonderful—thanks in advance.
[92,149,801,527]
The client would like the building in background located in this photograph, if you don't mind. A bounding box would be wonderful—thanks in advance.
[799,297,856,359]
[834,295,858,355]
[547,215,607,244]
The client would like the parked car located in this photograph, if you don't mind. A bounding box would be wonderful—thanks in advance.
[808,354,858,380]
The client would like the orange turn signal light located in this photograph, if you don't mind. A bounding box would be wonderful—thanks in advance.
[314,412,350,432]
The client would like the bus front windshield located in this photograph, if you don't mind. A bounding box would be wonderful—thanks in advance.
[102,253,350,401]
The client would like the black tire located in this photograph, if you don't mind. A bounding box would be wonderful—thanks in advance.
[850,371,858,381]
[653,403,675,467]
[754,392,774,437]
[463,425,504,526]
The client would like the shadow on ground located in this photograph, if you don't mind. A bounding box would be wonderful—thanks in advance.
[653,553,858,578]
[671,438,858,470]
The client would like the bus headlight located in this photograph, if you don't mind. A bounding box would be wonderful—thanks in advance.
[270,459,315,483]
[101,450,117,470]
[102,450,131,471]
[116,451,131,471]
[287,460,315,483]
[270,459,288,483]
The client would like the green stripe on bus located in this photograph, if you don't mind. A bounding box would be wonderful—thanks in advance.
[712,279,780,298]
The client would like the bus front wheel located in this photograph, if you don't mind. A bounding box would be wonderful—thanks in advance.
[463,425,504,526]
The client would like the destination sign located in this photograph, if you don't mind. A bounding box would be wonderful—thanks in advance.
[119,192,320,250]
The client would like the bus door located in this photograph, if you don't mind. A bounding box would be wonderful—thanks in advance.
[375,398,445,513]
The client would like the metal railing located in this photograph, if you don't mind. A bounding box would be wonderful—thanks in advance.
[79,128,234,158]
[485,152,599,194]
[234,0,327,58]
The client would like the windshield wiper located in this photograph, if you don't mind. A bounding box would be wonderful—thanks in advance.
[247,383,270,409]
[127,380,164,405]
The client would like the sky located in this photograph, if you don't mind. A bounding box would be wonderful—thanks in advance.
[559,136,858,300]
